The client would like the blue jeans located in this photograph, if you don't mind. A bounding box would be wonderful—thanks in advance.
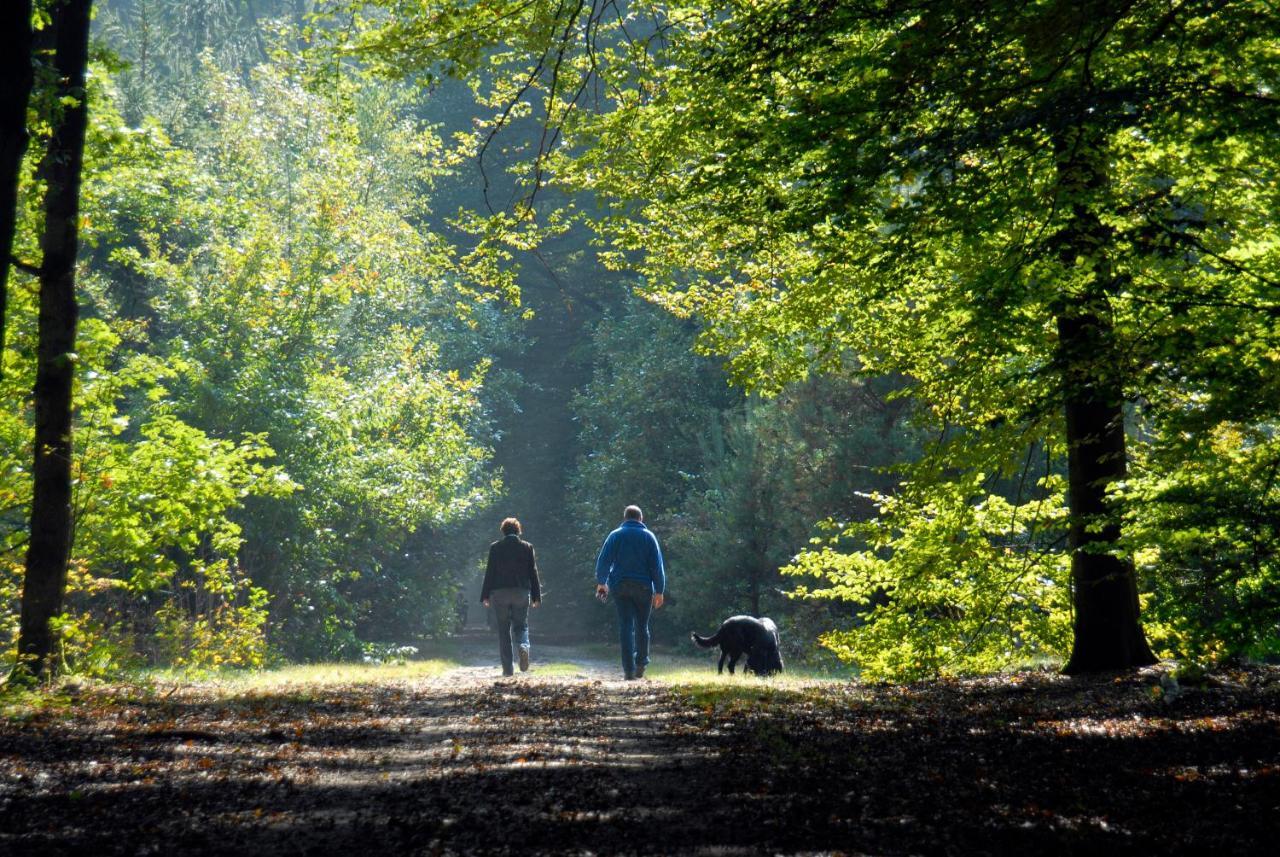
[489,587,530,675]
[613,581,653,677]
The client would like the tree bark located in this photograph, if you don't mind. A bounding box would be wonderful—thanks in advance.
[1051,125,1157,675]
[15,0,93,681]
[0,0,35,381]
[1057,311,1156,674]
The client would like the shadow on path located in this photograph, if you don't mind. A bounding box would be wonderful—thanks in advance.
[1,654,1277,855]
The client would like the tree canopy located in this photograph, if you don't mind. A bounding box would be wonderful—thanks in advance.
[1,0,1277,681]
[344,0,1280,676]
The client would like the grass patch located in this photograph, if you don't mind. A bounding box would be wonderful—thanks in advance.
[0,682,77,722]
[1,655,467,718]
[564,640,621,662]
[647,656,855,684]
[172,657,463,692]
[650,652,855,722]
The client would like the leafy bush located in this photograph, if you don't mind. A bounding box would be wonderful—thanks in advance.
[153,559,272,670]
[788,468,1073,681]
[1124,423,1280,664]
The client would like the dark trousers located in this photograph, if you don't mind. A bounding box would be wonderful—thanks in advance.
[490,587,530,675]
[613,581,653,677]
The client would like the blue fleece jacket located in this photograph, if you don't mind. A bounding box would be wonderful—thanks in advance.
[594,520,666,593]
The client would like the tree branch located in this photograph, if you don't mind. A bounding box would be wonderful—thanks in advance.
[10,255,39,277]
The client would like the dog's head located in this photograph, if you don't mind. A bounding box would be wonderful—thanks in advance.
[746,646,784,676]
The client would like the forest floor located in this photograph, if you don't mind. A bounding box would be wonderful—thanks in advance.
[1,637,1278,856]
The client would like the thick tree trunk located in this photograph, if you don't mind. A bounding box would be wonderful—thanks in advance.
[1057,311,1156,674]
[0,0,35,380]
[1052,125,1157,675]
[15,0,93,681]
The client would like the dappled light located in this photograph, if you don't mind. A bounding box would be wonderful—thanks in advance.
[2,1,1279,852]
[2,649,1276,853]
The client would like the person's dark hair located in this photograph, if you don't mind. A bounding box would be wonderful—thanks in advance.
[501,517,522,535]
[623,505,643,521]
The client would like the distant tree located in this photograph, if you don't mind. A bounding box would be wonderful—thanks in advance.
[16,0,94,680]
[133,62,500,658]
[563,299,732,630]
[674,375,917,651]
[97,0,278,123]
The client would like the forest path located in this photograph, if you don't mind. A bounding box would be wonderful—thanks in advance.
[439,625,625,679]
[1,653,1276,855]
[0,639,745,856]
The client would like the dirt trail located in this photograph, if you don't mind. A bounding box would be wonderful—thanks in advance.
[1,647,1276,855]
[0,643,738,856]
[444,632,624,678]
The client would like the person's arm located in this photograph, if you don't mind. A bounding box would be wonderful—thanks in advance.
[528,544,542,605]
[594,532,615,598]
[594,533,616,586]
[650,533,666,609]
[481,543,496,606]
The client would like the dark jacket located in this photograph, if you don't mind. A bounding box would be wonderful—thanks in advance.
[481,534,541,603]
[594,520,665,593]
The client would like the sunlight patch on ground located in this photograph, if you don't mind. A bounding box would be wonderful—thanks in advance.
[647,662,851,688]
[525,661,590,676]
[182,658,463,691]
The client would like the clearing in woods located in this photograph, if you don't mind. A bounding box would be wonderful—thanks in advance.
[1,638,1277,855]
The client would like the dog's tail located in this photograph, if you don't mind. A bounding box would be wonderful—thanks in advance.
[690,630,720,648]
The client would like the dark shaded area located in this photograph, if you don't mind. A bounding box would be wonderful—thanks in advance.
[0,0,34,374]
[1,667,1277,855]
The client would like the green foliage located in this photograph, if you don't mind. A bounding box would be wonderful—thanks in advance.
[1123,423,1280,663]
[104,58,500,659]
[97,0,300,124]
[345,0,1280,676]
[153,571,272,671]
[671,375,920,661]
[2,288,290,675]
[569,300,732,521]
[5,21,506,672]
[790,463,1072,681]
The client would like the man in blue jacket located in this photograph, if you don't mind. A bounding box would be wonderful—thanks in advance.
[594,505,666,680]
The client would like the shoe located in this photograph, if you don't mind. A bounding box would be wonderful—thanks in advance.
[634,665,645,679]
[519,647,530,672]
[502,669,514,677]
[624,672,636,680]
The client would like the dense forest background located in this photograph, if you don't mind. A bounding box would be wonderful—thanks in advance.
[3,0,902,670]
[3,0,1277,680]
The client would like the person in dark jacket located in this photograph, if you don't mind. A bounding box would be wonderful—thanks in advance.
[594,505,665,680]
[481,517,542,676]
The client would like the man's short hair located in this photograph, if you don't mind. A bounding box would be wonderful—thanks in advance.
[623,505,643,521]
[501,517,522,535]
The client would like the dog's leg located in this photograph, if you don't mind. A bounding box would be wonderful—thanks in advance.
[728,654,738,675]
[717,650,726,674]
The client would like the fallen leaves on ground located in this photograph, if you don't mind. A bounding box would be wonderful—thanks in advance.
[0,656,1277,855]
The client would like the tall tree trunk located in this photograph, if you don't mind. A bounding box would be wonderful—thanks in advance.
[1052,125,1157,675]
[0,0,35,381]
[15,0,93,681]
[1057,311,1156,673]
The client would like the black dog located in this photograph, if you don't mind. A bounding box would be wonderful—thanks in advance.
[691,615,784,675]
